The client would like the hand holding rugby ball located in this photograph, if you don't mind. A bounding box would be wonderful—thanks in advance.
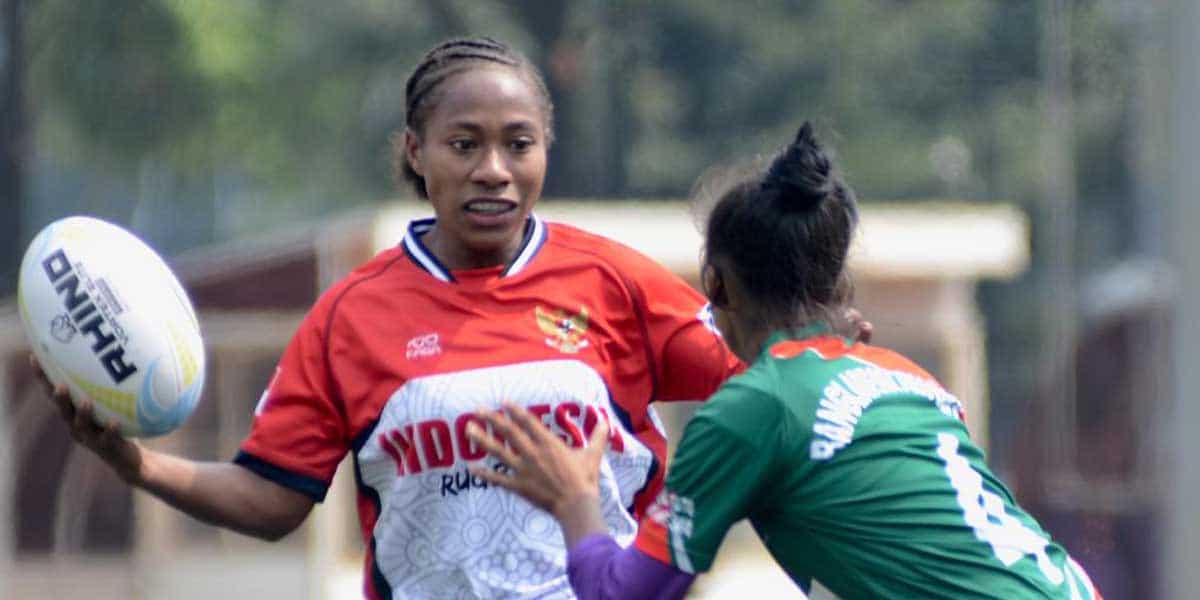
[18,216,205,437]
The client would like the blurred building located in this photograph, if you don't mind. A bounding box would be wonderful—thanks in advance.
[0,200,1027,600]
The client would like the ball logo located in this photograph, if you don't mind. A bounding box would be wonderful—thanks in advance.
[41,247,139,384]
[50,314,77,343]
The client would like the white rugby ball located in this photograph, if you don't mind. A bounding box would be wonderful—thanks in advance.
[17,216,205,437]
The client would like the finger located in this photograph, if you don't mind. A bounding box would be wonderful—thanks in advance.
[468,464,519,491]
[844,308,873,344]
[858,320,874,344]
[46,378,74,418]
[54,390,75,422]
[73,399,100,435]
[502,403,558,445]
[477,409,535,458]
[585,418,609,451]
[584,419,610,467]
[99,420,125,449]
[465,421,520,467]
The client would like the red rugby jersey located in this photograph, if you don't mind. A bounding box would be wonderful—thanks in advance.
[235,215,741,599]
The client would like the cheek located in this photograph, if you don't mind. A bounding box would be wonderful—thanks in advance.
[420,150,460,195]
[517,153,547,191]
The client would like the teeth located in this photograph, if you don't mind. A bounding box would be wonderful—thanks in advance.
[466,201,513,214]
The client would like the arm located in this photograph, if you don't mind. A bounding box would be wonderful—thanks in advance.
[568,534,695,600]
[470,391,785,598]
[129,445,314,541]
[40,358,314,541]
[656,305,872,402]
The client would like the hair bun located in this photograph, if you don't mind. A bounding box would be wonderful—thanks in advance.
[763,121,834,213]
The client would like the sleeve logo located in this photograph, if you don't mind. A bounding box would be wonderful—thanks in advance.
[406,332,442,359]
[535,305,590,354]
[647,489,698,573]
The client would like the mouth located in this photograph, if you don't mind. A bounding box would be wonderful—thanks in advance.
[464,198,518,216]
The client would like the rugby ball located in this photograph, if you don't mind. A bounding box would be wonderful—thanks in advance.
[17,216,205,437]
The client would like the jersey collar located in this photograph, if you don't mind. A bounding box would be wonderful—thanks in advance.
[401,214,547,283]
[759,323,843,358]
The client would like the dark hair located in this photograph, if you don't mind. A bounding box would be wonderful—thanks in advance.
[703,122,859,331]
[392,37,555,198]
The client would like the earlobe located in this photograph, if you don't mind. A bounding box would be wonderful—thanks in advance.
[404,128,423,176]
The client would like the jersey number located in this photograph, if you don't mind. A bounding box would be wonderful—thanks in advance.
[936,432,1065,585]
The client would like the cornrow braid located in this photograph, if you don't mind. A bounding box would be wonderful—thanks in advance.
[394,37,555,198]
[404,38,517,127]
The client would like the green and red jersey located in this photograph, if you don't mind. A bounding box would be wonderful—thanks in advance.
[633,327,1100,599]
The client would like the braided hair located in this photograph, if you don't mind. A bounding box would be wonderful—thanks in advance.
[393,37,555,198]
[703,122,859,331]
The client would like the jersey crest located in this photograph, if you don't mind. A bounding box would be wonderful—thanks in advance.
[536,305,591,353]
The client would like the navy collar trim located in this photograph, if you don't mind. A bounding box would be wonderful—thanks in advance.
[401,215,546,282]
[503,215,546,277]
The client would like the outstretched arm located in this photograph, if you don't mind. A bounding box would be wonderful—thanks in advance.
[36,356,314,541]
[467,405,696,600]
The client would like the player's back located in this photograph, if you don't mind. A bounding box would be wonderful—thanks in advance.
[709,330,1101,599]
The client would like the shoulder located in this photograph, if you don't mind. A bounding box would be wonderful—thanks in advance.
[542,221,680,278]
[843,344,940,384]
[541,220,702,313]
[765,336,942,392]
[689,371,785,443]
[305,246,412,329]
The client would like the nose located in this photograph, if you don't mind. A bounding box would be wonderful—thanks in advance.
[471,147,511,188]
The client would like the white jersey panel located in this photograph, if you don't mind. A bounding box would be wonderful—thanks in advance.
[356,360,652,599]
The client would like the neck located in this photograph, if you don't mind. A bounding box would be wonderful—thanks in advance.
[725,312,773,363]
[736,328,771,363]
[731,314,834,362]
[424,225,523,270]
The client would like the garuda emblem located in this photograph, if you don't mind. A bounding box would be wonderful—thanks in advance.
[536,305,590,354]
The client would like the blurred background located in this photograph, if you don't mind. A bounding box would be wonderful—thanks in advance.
[1,0,1196,598]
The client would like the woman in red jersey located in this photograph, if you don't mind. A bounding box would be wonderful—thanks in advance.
[35,37,775,599]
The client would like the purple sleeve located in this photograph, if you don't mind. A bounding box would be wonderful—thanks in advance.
[567,534,696,600]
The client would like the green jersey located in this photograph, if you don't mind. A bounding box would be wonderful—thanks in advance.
[633,328,1100,599]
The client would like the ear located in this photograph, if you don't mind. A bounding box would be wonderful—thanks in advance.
[702,263,730,308]
[404,128,423,176]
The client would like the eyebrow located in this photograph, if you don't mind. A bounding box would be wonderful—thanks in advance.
[445,120,539,134]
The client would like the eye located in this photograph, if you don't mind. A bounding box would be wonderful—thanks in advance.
[449,138,476,152]
[510,137,536,153]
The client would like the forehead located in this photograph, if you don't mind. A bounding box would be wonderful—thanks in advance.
[425,67,545,130]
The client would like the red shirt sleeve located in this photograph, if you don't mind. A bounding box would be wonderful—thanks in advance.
[617,253,744,403]
[235,301,349,501]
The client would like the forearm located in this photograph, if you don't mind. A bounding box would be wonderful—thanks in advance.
[127,446,312,541]
[568,534,695,600]
[554,491,610,549]
[555,495,694,600]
